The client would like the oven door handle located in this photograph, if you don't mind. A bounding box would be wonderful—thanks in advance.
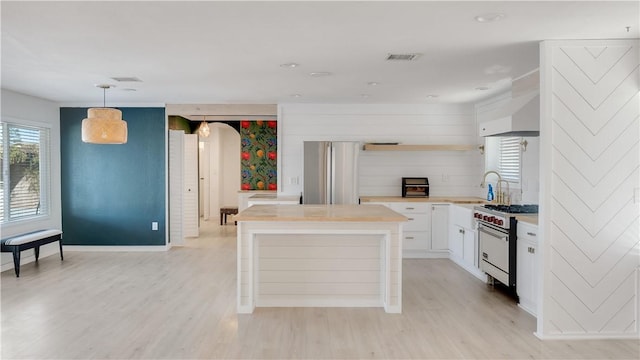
[478,226,508,241]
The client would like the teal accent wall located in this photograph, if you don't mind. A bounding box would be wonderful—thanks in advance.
[60,107,166,246]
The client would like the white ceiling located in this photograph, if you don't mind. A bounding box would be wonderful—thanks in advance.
[2,1,638,106]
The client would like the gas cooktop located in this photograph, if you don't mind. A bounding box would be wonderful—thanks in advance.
[483,204,538,214]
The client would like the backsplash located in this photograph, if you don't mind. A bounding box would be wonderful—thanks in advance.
[240,120,277,190]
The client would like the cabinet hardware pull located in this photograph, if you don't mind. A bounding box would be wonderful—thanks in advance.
[459,229,464,233]
[406,207,415,210]
[408,218,414,221]
[531,248,535,254]
[527,232,536,236]
[406,236,414,240]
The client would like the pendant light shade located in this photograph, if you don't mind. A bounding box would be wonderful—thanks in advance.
[197,121,210,138]
[82,85,128,144]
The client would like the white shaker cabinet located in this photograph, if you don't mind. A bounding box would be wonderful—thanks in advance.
[430,204,450,252]
[366,202,449,259]
[517,221,538,317]
[449,204,484,280]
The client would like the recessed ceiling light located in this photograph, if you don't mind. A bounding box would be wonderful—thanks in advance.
[290,94,302,98]
[475,86,489,91]
[426,95,439,99]
[360,94,370,98]
[474,13,506,23]
[368,82,380,86]
[110,76,142,82]
[122,88,137,92]
[280,63,299,68]
[309,72,332,77]
[386,53,421,61]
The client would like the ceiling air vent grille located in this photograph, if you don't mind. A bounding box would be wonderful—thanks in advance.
[386,53,421,61]
[111,77,142,82]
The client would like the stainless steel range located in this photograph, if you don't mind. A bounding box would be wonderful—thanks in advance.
[473,204,538,297]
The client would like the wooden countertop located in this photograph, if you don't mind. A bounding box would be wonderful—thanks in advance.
[360,196,487,204]
[516,215,539,225]
[235,204,408,222]
[249,194,300,201]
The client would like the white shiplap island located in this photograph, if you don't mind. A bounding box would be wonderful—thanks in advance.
[235,204,407,313]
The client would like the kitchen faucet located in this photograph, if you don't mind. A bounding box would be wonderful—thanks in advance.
[481,170,509,205]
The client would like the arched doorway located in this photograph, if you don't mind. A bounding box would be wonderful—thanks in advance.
[198,123,240,221]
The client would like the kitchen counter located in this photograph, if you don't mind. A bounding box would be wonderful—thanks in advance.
[516,215,538,225]
[247,194,301,206]
[360,196,486,204]
[235,204,407,222]
[236,204,406,314]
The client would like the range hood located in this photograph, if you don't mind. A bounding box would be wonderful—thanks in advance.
[479,91,540,137]
[478,69,540,137]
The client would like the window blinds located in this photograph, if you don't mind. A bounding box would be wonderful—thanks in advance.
[0,121,50,223]
[498,137,521,183]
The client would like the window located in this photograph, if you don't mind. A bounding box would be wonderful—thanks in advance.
[485,136,522,186]
[0,121,50,223]
[497,137,521,183]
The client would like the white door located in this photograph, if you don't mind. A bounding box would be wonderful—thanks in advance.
[169,131,199,245]
[183,134,199,237]
[169,130,185,245]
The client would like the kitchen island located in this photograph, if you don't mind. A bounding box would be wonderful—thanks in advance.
[235,204,407,313]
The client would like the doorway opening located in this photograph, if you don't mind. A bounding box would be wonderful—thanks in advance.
[198,122,240,223]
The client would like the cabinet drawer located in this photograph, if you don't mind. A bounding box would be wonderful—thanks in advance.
[517,222,538,243]
[403,214,428,231]
[389,203,428,214]
[402,231,429,250]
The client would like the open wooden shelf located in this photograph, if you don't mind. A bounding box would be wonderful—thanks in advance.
[363,144,476,151]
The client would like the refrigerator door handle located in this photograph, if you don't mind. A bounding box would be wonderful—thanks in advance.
[326,142,333,205]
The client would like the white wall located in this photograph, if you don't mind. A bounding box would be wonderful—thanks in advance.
[1,89,61,270]
[539,39,639,339]
[277,103,483,198]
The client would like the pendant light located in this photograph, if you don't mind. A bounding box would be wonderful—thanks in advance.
[82,84,128,144]
[197,116,210,138]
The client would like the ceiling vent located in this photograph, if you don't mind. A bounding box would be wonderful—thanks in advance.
[386,53,421,61]
[110,77,142,82]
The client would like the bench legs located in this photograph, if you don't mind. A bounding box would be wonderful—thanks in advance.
[3,235,64,277]
[12,248,21,277]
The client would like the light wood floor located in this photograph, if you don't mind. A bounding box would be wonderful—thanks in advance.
[2,221,639,359]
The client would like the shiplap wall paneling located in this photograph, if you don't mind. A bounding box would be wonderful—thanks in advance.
[278,104,483,197]
[540,39,640,339]
[256,234,383,307]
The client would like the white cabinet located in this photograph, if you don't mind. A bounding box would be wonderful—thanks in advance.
[367,202,449,259]
[517,221,538,317]
[430,204,449,251]
[449,204,484,280]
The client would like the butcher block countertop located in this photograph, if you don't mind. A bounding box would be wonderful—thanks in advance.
[235,204,408,222]
[516,215,539,225]
[360,196,487,204]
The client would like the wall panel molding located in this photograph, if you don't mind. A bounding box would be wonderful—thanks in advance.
[539,39,640,339]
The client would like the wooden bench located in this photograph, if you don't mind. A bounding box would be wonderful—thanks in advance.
[220,206,238,225]
[1,229,63,277]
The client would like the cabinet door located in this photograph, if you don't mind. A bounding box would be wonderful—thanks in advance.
[449,225,464,258]
[462,229,477,267]
[517,238,537,316]
[430,204,449,250]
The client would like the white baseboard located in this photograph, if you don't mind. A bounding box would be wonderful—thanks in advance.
[403,250,449,259]
[534,331,640,340]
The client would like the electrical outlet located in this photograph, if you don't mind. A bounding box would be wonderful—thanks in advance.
[151,222,158,231]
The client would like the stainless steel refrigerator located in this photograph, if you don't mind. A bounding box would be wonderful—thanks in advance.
[303,141,360,204]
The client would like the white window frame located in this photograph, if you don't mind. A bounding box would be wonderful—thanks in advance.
[485,136,522,189]
[0,119,51,224]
